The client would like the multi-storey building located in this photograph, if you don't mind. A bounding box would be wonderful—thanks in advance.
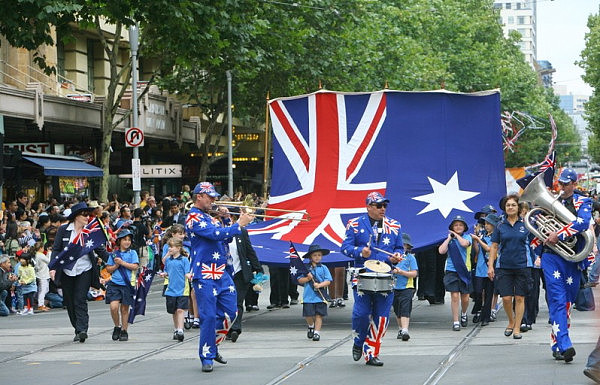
[494,1,537,67]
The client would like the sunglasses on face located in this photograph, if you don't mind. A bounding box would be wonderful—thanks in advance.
[371,203,388,209]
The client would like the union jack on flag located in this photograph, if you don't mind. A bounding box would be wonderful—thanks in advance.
[247,90,506,266]
[201,263,226,279]
[382,218,401,235]
[558,223,578,239]
[48,217,109,271]
[186,212,202,228]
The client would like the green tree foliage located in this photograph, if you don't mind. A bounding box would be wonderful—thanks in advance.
[579,8,600,164]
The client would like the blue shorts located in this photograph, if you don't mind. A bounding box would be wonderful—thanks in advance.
[166,295,189,314]
[302,302,328,317]
[393,288,415,318]
[495,268,531,297]
[443,271,472,294]
[105,283,134,306]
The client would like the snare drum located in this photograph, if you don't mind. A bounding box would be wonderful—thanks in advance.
[357,272,394,293]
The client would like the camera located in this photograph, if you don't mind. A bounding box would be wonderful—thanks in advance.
[450,233,455,238]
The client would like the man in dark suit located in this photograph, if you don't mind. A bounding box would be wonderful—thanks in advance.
[218,208,263,342]
[163,200,185,228]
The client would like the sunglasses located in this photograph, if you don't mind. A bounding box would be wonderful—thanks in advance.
[370,203,388,209]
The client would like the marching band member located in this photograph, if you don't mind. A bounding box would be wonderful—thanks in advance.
[341,192,404,367]
[541,169,592,363]
[186,182,254,373]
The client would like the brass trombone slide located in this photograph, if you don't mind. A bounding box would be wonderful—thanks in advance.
[215,201,310,220]
[208,209,309,222]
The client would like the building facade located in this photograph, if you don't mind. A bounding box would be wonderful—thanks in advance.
[494,1,537,67]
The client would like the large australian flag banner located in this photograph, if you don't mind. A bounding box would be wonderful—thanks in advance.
[248,90,506,266]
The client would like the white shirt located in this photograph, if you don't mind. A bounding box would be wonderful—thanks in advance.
[63,223,92,277]
[229,238,242,275]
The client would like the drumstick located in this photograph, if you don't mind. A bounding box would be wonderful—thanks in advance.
[371,246,398,258]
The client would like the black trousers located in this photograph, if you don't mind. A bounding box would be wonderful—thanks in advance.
[269,267,290,306]
[61,269,92,334]
[523,268,541,325]
[231,271,250,332]
[415,247,446,303]
[473,276,494,322]
[245,284,258,306]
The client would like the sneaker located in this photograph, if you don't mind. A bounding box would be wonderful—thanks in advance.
[290,299,299,305]
[397,330,403,339]
[282,303,290,309]
[27,308,35,315]
[402,331,410,341]
[230,330,239,343]
[267,304,281,310]
[119,330,129,342]
[307,326,315,339]
[329,300,337,308]
[176,330,184,342]
[17,309,27,315]
[452,323,460,331]
[336,298,346,307]
[490,309,497,322]
[460,314,468,328]
[173,331,178,340]
[312,333,320,341]
[520,324,528,333]
[192,319,200,328]
[112,326,122,341]
[472,312,481,324]
[251,305,260,311]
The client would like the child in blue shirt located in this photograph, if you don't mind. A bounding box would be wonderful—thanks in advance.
[105,230,139,342]
[297,244,332,341]
[162,237,192,342]
[392,233,418,341]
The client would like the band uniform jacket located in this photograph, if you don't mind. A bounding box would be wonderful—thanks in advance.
[50,224,109,289]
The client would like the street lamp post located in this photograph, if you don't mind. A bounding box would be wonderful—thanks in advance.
[129,24,140,207]
[226,70,233,198]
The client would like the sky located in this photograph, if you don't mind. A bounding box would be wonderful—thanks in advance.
[536,0,599,95]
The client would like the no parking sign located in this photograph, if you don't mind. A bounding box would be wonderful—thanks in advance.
[125,127,144,147]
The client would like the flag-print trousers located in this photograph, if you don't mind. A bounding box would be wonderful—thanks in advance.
[193,274,237,363]
[542,252,580,354]
[352,288,394,360]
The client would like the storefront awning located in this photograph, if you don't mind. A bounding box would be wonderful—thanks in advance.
[23,156,104,177]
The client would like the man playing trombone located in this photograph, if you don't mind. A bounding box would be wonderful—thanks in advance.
[341,192,404,367]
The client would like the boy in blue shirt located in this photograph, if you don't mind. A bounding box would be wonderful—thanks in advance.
[297,244,332,341]
[393,233,418,341]
[105,230,139,341]
[162,237,192,342]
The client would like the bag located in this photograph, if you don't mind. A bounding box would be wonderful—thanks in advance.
[575,271,595,311]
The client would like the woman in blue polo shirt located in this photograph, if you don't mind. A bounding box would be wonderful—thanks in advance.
[488,194,531,340]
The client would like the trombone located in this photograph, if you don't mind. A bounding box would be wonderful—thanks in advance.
[185,200,310,221]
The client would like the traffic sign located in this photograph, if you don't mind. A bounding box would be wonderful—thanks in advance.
[125,127,144,147]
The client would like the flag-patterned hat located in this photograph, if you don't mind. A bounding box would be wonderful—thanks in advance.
[366,192,389,205]
[193,182,221,198]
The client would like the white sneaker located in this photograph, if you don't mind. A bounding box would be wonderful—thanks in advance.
[27,308,35,315]
[17,309,27,315]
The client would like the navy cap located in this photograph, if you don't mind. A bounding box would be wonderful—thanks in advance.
[449,215,469,232]
[366,192,389,205]
[116,229,133,241]
[193,182,221,198]
[401,233,413,247]
[483,214,500,227]
[474,204,497,219]
[67,202,92,221]
[558,168,577,184]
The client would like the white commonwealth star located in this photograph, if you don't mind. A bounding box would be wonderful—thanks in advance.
[145,274,152,281]
[202,343,211,357]
[412,171,480,218]
[229,285,236,293]
[212,251,220,260]
[86,240,94,248]
[213,288,218,296]
[357,291,365,297]
[382,237,390,246]
[566,276,574,285]
[553,270,561,279]
[577,217,584,224]
[198,283,203,289]
[552,321,560,335]
[216,230,221,236]
[290,266,298,276]
[199,221,207,228]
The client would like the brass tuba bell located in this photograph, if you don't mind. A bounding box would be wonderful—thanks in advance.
[520,173,594,262]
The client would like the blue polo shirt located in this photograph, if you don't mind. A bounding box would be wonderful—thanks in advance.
[491,218,529,269]
[393,253,418,289]
[164,255,191,297]
[445,234,472,272]
[107,249,139,286]
[475,234,492,278]
[300,264,332,304]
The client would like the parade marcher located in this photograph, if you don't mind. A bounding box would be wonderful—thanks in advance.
[341,191,404,366]
[438,215,472,331]
[186,182,254,373]
[540,169,592,362]
[470,214,499,327]
[162,237,191,342]
[392,233,418,341]
[50,202,109,343]
[297,244,332,342]
[104,230,139,342]
[488,195,530,340]
[470,204,497,322]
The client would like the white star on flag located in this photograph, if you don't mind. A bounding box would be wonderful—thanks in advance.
[382,237,390,246]
[357,291,365,297]
[213,288,218,296]
[577,217,584,224]
[199,221,207,228]
[381,292,389,297]
[216,231,220,236]
[552,321,560,334]
[229,285,235,293]
[290,266,298,276]
[202,343,211,357]
[190,233,196,238]
[145,274,152,282]
[85,240,94,248]
[412,171,480,218]
[212,251,220,260]
[198,284,203,289]
[566,276,574,285]
[553,270,561,279]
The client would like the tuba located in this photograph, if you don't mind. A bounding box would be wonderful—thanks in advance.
[520,173,594,262]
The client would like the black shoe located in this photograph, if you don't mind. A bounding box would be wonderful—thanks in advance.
[73,333,80,342]
[202,362,213,372]
[460,315,468,328]
[397,330,403,339]
[215,353,227,364]
[112,326,122,341]
[584,366,600,383]
[290,299,299,305]
[452,323,460,331]
[329,301,337,308]
[563,347,576,363]
[119,330,128,342]
[282,304,290,309]
[553,350,565,361]
[366,357,384,366]
[307,326,315,339]
[513,333,522,340]
[402,332,410,341]
[78,332,87,343]
[473,313,481,324]
[312,334,320,341]
[245,306,252,312]
[526,324,532,331]
[336,298,346,307]
[176,330,184,342]
[352,344,362,361]
[230,330,239,343]
[480,321,489,326]
[267,304,280,310]
[251,305,260,311]
[520,324,528,333]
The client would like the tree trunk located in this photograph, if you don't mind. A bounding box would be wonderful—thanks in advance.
[99,103,113,202]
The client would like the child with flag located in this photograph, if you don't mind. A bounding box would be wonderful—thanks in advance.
[438,215,473,331]
[105,229,139,342]
[161,237,192,342]
[296,244,332,342]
